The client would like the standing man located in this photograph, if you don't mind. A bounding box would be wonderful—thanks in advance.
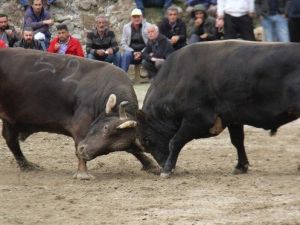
[217,0,255,40]
[287,0,300,42]
[142,25,174,79]
[24,0,54,50]
[255,0,289,42]
[158,6,187,50]
[86,15,120,65]
[14,27,43,50]
[135,0,173,15]
[0,14,19,47]
[48,24,84,57]
[120,8,152,72]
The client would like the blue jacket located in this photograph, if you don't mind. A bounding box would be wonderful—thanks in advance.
[287,0,300,18]
[24,7,52,40]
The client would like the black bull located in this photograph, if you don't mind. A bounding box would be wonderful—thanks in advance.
[137,40,300,177]
[0,48,157,179]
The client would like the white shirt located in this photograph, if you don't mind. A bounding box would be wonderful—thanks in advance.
[217,0,255,18]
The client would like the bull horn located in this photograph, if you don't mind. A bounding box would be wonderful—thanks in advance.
[119,101,128,120]
[117,120,137,129]
[105,94,117,114]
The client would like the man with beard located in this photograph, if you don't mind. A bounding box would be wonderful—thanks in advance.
[0,14,19,47]
[86,15,120,65]
[14,27,43,50]
[142,25,174,79]
[48,24,84,57]
[24,0,54,50]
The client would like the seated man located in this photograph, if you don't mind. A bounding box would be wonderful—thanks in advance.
[14,27,43,50]
[135,0,173,15]
[0,13,19,47]
[48,24,84,57]
[86,15,120,65]
[20,0,56,11]
[142,25,174,79]
[158,6,187,50]
[24,0,54,50]
[187,4,217,43]
[120,8,152,72]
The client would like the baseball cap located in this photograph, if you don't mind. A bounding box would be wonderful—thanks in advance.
[131,8,142,16]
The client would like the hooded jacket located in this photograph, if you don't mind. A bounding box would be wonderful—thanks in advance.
[187,4,217,41]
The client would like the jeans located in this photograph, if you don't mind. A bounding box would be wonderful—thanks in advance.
[87,53,121,66]
[261,14,290,42]
[120,50,142,72]
[135,0,172,13]
[20,0,56,6]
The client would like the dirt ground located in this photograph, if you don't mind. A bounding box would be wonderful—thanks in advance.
[0,84,299,225]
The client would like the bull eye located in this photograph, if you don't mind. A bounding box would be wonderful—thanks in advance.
[103,125,109,131]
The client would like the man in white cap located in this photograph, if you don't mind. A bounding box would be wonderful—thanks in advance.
[119,8,152,72]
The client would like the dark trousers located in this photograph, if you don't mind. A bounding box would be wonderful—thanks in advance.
[288,18,300,42]
[142,59,163,79]
[224,14,255,41]
[135,0,172,13]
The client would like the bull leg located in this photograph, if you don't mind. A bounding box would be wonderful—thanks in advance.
[2,120,41,171]
[126,145,160,175]
[161,121,196,178]
[228,124,249,174]
[73,158,95,180]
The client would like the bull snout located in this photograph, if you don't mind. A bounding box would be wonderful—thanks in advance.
[76,144,93,161]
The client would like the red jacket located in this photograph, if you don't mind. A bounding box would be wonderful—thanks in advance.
[48,35,84,57]
[0,40,7,48]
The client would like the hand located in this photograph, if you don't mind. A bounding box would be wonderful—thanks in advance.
[170,35,180,44]
[195,18,203,26]
[54,43,60,50]
[200,33,208,39]
[133,51,142,60]
[5,29,13,36]
[96,49,106,56]
[43,19,54,25]
[248,12,255,18]
[106,48,113,55]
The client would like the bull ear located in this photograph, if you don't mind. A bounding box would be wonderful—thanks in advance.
[105,94,117,114]
[136,110,147,123]
[117,120,137,129]
[119,101,128,120]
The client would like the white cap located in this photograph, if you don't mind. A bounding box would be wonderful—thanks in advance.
[131,8,142,16]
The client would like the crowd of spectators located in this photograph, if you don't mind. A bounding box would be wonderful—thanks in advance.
[1,0,300,79]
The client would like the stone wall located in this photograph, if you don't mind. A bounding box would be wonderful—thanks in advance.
[0,0,136,44]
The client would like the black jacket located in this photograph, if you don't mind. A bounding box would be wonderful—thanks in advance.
[14,39,43,50]
[158,18,187,50]
[255,0,287,17]
[287,0,300,18]
[142,34,174,62]
[86,29,119,56]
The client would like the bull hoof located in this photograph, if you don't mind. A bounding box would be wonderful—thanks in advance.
[160,172,171,178]
[142,165,161,175]
[19,161,42,172]
[73,171,95,180]
[233,164,249,174]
